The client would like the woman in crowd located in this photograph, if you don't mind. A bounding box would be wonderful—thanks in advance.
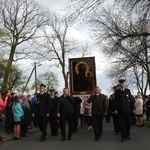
[79,99,85,128]
[0,91,7,142]
[105,95,110,123]
[135,93,144,127]
[83,96,92,130]
[4,90,14,134]
[21,95,32,137]
[12,95,24,140]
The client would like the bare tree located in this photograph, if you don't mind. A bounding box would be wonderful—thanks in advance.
[115,0,150,13]
[89,7,150,94]
[34,12,89,88]
[0,0,48,92]
[0,28,5,37]
[69,0,105,20]
[31,71,59,92]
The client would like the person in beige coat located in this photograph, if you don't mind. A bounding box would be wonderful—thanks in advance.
[135,93,144,127]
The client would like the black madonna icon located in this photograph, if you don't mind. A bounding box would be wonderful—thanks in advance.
[69,57,96,96]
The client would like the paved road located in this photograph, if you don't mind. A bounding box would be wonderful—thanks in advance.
[0,122,149,150]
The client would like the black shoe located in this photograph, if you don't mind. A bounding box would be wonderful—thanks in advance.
[95,136,100,141]
[22,134,29,137]
[39,136,46,142]
[120,138,127,142]
[50,134,58,136]
[13,137,21,140]
[0,138,4,142]
[50,134,54,136]
[61,137,66,141]
[68,137,71,140]
[127,136,131,140]
[138,124,144,127]
[0,136,4,140]
[39,138,45,142]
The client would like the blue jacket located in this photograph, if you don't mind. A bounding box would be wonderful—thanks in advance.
[12,103,24,122]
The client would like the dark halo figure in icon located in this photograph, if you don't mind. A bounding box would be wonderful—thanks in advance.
[74,61,93,91]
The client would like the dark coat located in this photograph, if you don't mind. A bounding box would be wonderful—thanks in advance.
[114,88,135,113]
[21,101,32,125]
[146,98,150,111]
[57,95,74,114]
[73,97,82,115]
[34,92,51,116]
[108,94,115,112]
[88,93,106,115]
[49,96,59,115]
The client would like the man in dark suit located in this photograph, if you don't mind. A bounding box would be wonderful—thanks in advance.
[114,79,136,142]
[57,88,74,141]
[49,89,59,136]
[73,97,82,133]
[108,85,120,134]
[32,84,51,142]
[88,86,107,141]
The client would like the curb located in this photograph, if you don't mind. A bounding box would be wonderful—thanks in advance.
[0,127,39,146]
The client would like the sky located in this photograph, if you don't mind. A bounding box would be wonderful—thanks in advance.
[18,0,125,96]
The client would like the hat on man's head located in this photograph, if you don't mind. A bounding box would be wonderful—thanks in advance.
[112,85,118,90]
[54,91,58,94]
[119,79,126,84]
[40,84,46,88]
[50,89,55,92]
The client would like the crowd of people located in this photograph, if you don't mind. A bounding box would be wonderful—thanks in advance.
[0,80,150,143]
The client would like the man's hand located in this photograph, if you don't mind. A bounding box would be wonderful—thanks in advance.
[46,113,50,117]
[32,113,35,118]
[114,110,118,115]
[133,110,136,114]
[104,112,107,116]
[1,114,5,119]
[57,113,60,118]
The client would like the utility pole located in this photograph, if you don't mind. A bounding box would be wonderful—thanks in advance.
[22,62,41,95]
[22,67,35,95]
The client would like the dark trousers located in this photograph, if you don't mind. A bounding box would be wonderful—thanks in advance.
[105,113,110,123]
[37,116,48,140]
[5,113,14,133]
[21,124,28,136]
[80,114,84,126]
[92,115,104,138]
[60,113,73,138]
[112,114,120,133]
[145,110,150,121]
[84,116,91,126]
[33,111,38,127]
[118,112,131,139]
[73,113,79,132]
[49,115,58,135]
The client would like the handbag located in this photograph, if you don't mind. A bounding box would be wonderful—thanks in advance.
[20,116,24,121]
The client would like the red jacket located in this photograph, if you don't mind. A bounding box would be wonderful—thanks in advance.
[0,98,7,113]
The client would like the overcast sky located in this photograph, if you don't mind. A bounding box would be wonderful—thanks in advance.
[18,0,122,96]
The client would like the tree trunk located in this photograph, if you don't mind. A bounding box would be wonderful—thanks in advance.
[62,70,68,88]
[2,45,16,92]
